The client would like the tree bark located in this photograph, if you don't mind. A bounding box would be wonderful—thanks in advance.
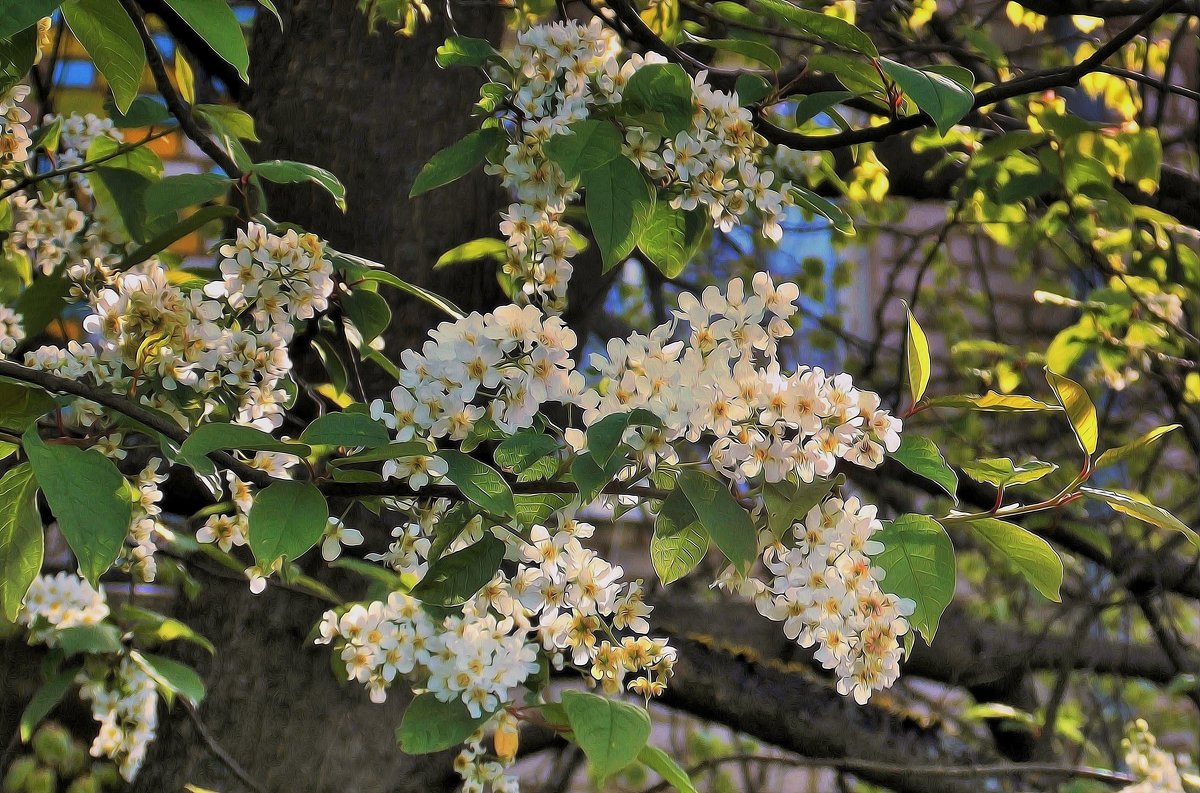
[131,3,506,791]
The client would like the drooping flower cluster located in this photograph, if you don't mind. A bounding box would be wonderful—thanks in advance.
[321,515,673,713]
[78,657,160,781]
[753,496,913,703]
[119,458,169,582]
[1120,719,1187,793]
[371,304,581,488]
[486,20,795,309]
[0,303,24,353]
[24,222,333,430]
[18,572,110,644]
[580,273,902,486]
[0,84,32,166]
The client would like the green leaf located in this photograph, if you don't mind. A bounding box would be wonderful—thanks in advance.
[879,58,974,135]
[162,0,250,82]
[438,450,515,517]
[923,391,1061,413]
[62,0,146,113]
[396,692,492,753]
[789,186,854,235]
[409,126,504,198]
[353,265,465,319]
[961,457,1058,488]
[0,24,38,96]
[14,271,71,336]
[733,73,772,105]
[1095,424,1179,470]
[561,690,651,780]
[145,173,232,219]
[435,35,503,68]
[23,428,132,586]
[57,623,123,655]
[494,429,560,474]
[793,90,854,126]
[117,604,214,654]
[904,304,930,404]
[341,287,392,345]
[89,165,157,242]
[620,63,694,137]
[638,203,707,278]
[195,103,258,142]
[964,518,1062,601]
[874,514,955,642]
[513,492,573,527]
[0,382,55,431]
[0,2,61,41]
[582,155,654,271]
[676,470,757,573]
[638,745,699,793]
[247,481,329,566]
[0,464,42,621]
[120,204,237,269]
[761,474,842,541]
[434,238,508,270]
[755,0,878,56]
[692,37,780,70]
[543,120,624,180]
[410,533,505,606]
[106,95,172,127]
[300,412,390,449]
[249,160,347,211]
[329,441,432,467]
[891,435,957,502]
[135,651,206,706]
[1045,369,1098,456]
[1080,486,1199,546]
[652,494,709,585]
[19,667,79,743]
[177,422,309,476]
[586,408,662,467]
[174,50,195,104]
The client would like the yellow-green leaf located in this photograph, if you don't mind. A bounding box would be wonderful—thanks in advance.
[964,518,1062,601]
[1045,369,1098,456]
[1080,486,1198,546]
[904,305,930,404]
[1095,424,1180,470]
[960,457,1058,488]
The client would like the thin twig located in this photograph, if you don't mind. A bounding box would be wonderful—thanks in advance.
[183,700,270,793]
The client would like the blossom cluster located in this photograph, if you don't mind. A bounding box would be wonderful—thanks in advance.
[24,222,333,431]
[0,84,32,166]
[1120,719,1186,793]
[486,20,795,309]
[321,515,672,709]
[18,572,110,644]
[19,574,159,780]
[580,273,902,486]
[752,496,913,703]
[0,303,24,353]
[78,657,160,782]
[371,304,581,489]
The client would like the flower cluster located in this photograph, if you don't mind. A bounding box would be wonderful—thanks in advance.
[486,20,795,309]
[0,84,32,166]
[581,273,902,486]
[454,713,521,793]
[0,303,24,354]
[119,459,168,582]
[24,222,333,430]
[18,572,110,644]
[1120,719,1186,793]
[78,657,160,782]
[371,304,581,488]
[752,496,913,703]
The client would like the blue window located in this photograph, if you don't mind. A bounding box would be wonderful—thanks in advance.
[52,60,94,87]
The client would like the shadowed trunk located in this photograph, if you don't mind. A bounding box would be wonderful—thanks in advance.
[129,3,506,791]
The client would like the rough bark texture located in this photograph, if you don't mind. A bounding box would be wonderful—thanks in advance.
[129,3,506,791]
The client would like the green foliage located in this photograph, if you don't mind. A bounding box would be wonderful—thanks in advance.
[761,474,843,540]
[964,518,1063,601]
[620,63,694,137]
[247,481,330,566]
[879,59,974,135]
[409,127,504,198]
[434,238,507,270]
[133,652,206,707]
[904,305,930,404]
[961,457,1058,488]
[543,120,624,180]
[754,0,877,56]
[1080,486,1198,546]
[638,203,708,278]
[0,463,42,621]
[1045,369,1098,456]
[300,412,391,449]
[61,0,145,113]
[19,668,78,743]
[178,423,309,475]
[676,470,757,573]
[396,693,492,754]
[561,690,652,780]
[891,435,957,501]
[638,745,699,793]
[582,155,655,271]
[410,533,505,606]
[652,491,710,585]
[249,160,347,211]
[22,429,132,586]
[438,450,515,517]
[435,35,503,68]
[161,0,249,83]
[875,514,955,642]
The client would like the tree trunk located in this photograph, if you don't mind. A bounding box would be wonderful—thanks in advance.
[131,3,506,791]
